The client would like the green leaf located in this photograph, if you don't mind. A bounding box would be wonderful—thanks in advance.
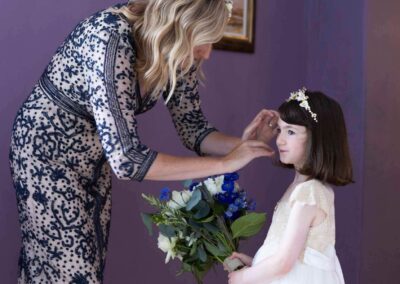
[141,213,153,236]
[197,244,207,263]
[186,189,202,211]
[183,179,193,189]
[199,215,215,223]
[188,219,203,231]
[199,186,214,205]
[202,222,219,233]
[204,241,227,257]
[231,212,266,239]
[158,224,176,238]
[182,262,192,272]
[213,203,225,215]
[190,242,198,256]
[194,201,210,219]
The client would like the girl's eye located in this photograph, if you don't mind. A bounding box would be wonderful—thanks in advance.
[288,130,295,135]
[276,128,281,133]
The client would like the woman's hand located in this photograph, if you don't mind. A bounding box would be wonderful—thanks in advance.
[242,109,279,143]
[222,140,275,173]
[226,252,253,267]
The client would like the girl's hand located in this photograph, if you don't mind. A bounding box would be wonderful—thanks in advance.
[222,140,275,173]
[227,252,253,267]
[228,268,248,284]
[242,109,279,143]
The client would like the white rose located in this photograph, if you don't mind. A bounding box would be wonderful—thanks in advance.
[204,176,224,196]
[157,233,182,263]
[167,190,192,210]
[214,175,225,193]
[185,232,197,247]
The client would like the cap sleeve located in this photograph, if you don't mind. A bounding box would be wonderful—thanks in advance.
[289,180,331,215]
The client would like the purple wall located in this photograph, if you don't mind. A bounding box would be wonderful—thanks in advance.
[303,1,365,283]
[361,0,400,282]
[1,1,397,284]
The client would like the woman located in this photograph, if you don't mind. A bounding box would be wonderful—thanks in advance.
[9,0,276,283]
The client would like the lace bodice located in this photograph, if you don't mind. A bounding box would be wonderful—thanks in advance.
[260,179,336,262]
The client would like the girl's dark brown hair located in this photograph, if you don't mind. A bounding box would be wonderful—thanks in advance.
[278,90,354,186]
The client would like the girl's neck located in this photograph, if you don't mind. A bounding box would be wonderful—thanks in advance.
[292,171,309,185]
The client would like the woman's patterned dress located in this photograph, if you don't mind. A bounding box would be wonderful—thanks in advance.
[9,4,217,283]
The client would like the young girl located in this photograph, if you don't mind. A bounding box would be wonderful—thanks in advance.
[227,88,353,284]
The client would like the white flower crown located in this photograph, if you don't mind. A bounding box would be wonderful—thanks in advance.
[287,87,318,123]
[225,0,233,18]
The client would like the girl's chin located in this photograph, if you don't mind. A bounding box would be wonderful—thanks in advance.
[279,157,289,164]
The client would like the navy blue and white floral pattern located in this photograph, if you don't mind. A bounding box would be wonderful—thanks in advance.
[9,3,217,283]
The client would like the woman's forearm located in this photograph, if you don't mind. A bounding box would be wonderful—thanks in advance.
[144,152,228,181]
[144,139,274,181]
[200,131,241,156]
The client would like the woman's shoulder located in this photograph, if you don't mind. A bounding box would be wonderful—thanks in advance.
[82,4,133,38]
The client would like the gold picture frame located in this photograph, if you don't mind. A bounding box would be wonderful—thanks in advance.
[214,0,255,53]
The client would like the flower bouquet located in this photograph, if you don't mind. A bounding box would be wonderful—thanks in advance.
[141,173,266,283]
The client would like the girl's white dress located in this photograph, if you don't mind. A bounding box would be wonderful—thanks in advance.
[252,179,345,284]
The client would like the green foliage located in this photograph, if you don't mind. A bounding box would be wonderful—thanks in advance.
[186,189,202,211]
[231,213,267,239]
[141,213,153,236]
[140,175,266,284]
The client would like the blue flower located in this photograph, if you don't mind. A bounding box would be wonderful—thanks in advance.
[224,209,240,221]
[216,192,238,205]
[222,181,234,193]
[189,182,200,192]
[228,204,239,213]
[224,210,233,219]
[159,188,171,201]
[234,197,245,208]
[224,172,239,182]
[248,200,257,211]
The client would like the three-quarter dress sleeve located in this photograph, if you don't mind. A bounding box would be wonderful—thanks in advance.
[84,30,157,181]
[164,67,218,156]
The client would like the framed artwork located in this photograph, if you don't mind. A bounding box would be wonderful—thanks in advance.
[214,0,255,53]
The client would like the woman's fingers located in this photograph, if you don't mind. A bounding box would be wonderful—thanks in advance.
[242,140,275,157]
[242,115,264,140]
[267,113,280,128]
[243,109,280,141]
[224,140,276,172]
[257,109,279,123]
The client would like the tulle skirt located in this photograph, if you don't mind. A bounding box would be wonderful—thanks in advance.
[270,245,344,284]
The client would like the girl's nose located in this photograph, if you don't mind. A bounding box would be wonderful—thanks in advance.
[276,134,285,146]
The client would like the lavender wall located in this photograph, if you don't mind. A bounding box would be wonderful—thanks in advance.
[1,0,393,283]
[361,0,400,282]
[303,1,365,283]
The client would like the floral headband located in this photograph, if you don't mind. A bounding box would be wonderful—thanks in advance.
[287,87,318,123]
[225,0,233,18]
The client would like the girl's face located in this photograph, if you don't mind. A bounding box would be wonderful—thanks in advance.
[276,118,309,169]
[193,43,212,60]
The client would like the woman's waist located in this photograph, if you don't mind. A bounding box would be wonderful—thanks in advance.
[37,73,95,123]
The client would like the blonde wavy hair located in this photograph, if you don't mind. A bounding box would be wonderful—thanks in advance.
[118,0,230,102]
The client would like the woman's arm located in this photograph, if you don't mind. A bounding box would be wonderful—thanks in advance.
[145,140,273,181]
[200,109,279,156]
[228,202,322,284]
[199,131,241,156]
